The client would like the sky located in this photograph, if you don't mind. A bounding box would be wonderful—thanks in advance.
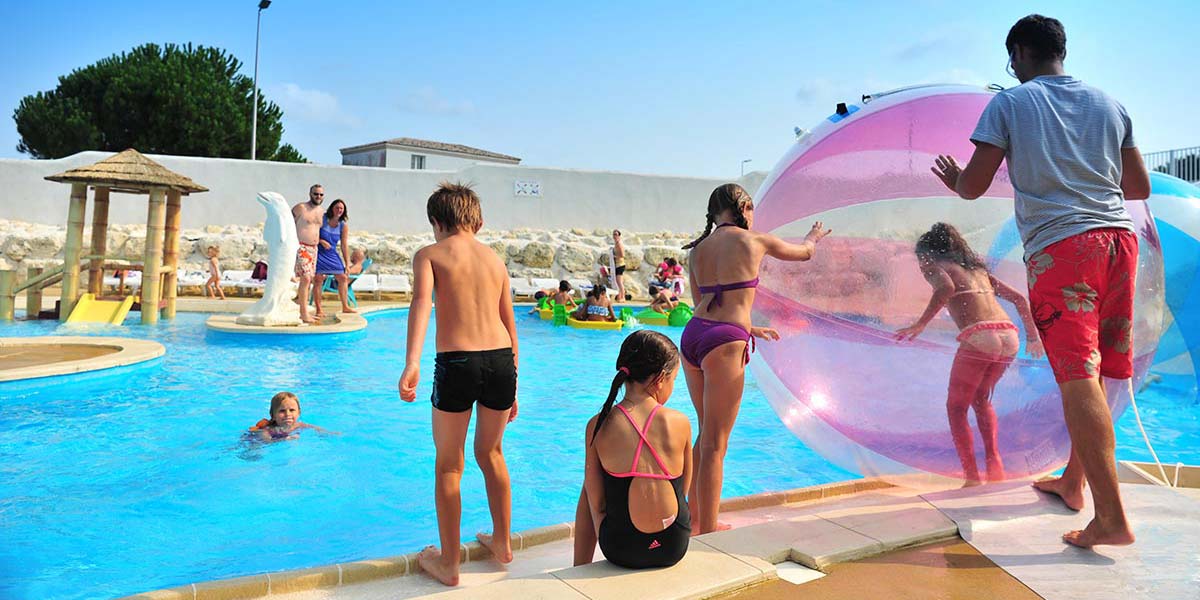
[1,1,1197,179]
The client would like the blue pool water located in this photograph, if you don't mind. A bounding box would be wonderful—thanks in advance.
[1,310,1196,600]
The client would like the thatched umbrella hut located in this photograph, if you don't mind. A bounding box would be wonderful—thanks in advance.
[0,149,208,324]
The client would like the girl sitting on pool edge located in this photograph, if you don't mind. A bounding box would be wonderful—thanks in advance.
[574,330,693,568]
[249,392,337,441]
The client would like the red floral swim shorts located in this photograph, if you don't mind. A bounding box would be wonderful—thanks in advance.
[295,244,317,279]
[1026,228,1137,383]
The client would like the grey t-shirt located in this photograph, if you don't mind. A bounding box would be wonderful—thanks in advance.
[971,75,1136,259]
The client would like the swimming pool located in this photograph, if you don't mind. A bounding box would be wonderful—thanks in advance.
[0,309,1195,599]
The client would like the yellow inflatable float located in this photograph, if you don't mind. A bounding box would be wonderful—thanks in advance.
[566,316,624,331]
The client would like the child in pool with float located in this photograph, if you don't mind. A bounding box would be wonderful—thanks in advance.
[248,391,335,441]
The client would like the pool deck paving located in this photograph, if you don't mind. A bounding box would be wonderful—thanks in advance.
[246,477,1199,600]
[252,482,963,600]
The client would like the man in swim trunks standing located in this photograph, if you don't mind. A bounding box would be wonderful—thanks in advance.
[932,14,1151,548]
[292,184,325,324]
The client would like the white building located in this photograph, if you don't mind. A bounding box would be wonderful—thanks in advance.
[339,137,521,170]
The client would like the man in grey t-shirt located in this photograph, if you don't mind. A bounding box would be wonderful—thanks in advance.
[931,14,1151,548]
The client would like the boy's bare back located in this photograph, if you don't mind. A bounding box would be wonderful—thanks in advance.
[419,235,512,352]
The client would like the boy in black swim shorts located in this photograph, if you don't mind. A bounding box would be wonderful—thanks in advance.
[399,182,520,586]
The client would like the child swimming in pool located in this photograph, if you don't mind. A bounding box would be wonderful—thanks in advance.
[895,223,1043,484]
[398,182,519,586]
[248,392,334,441]
[574,330,692,568]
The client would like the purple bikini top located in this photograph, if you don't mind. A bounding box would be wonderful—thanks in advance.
[697,223,759,308]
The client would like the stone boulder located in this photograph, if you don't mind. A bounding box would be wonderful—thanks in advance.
[519,241,555,268]
[555,244,597,273]
[641,245,685,270]
[622,246,644,271]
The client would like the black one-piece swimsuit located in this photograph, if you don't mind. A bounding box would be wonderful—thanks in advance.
[597,404,691,569]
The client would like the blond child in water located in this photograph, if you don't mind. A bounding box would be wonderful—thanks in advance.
[205,246,225,300]
[399,182,519,587]
[248,392,334,441]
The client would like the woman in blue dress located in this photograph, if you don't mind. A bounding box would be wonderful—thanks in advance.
[314,199,355,315]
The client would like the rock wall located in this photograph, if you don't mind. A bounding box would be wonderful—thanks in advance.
[0,219,700,298]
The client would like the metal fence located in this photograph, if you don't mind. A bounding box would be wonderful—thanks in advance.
[1144,146,1200,183]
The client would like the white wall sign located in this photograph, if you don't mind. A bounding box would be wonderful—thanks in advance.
[514,180,542,197]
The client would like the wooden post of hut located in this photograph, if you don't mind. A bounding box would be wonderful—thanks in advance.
[88,186,111,295]
[43,149,207,324]
[162,190,183,319]
[141,188,167,325]
[0,271,14,321]
[60,183,88,321]
[26,267,44,318]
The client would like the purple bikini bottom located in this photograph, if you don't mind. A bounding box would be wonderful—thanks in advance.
[680,316,753,367]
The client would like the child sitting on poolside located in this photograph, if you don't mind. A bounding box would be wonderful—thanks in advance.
[574,330,692,568]
[205,246,225,300]
[647,285,677,314]
[346,248,368,275]
[574,284,616,322]
[399,182,519,587]
[248,392,333,441]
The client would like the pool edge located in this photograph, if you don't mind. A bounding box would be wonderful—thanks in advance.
[118,477,890,600]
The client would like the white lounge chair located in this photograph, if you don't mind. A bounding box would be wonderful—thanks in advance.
[379,274,412,298]
[510,277,539,299]
[176,270,208,290]
[530,278,559,293]
[353,274,381,300]
[220,270,253,294]
[104,270,142,294]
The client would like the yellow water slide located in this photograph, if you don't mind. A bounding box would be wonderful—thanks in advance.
[66,293,134,324]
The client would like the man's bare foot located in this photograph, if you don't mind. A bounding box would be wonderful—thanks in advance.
[300,315,318,324]
[961,479,984,488]
[1062,518,1135,548]
[342,307,357,314]
[1032,477,1085,511]
[476,532,513,564]
[416,546,459,586]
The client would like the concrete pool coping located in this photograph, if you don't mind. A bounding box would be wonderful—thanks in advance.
[0,336,165,382]
[205,312,369,334]
[120,478,896,599]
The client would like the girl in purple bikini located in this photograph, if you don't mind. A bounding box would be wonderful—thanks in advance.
[680,183,829,534]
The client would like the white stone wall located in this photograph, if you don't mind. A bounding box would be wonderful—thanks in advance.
[0,219,700,299]
[0,152,767,234]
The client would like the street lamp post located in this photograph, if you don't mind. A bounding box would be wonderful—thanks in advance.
[741,159,752,177]
[251,0,271,161]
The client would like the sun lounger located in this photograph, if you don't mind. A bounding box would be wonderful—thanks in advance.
[353,274,380,300]
[104,270,142,294]
[219,270,253,294]
[378,274,412,299]
[529,278,559,293]
[176,270,208,290]
[510,277,539,299]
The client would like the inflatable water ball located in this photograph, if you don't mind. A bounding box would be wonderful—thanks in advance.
[749,84,1166,483]
[1146,172,1200,394]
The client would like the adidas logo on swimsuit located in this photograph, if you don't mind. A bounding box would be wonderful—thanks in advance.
[648,540,661,550]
